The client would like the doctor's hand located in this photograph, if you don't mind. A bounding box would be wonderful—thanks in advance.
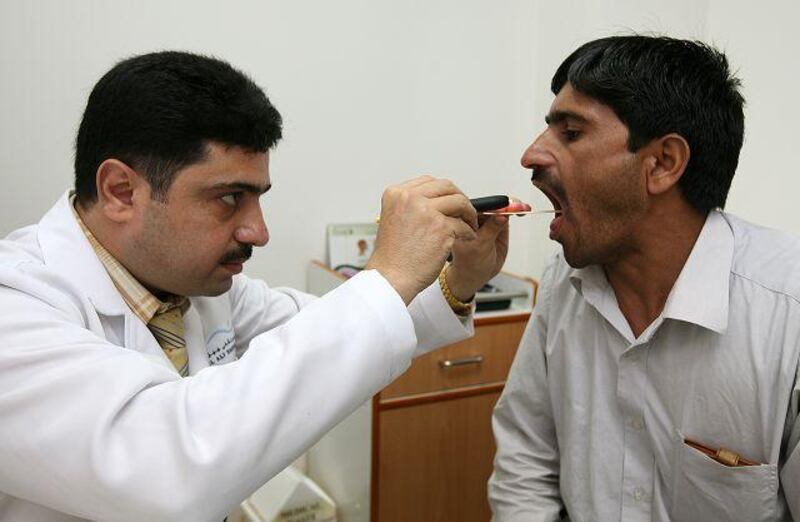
[445,200,529,302]
[366,176,477,305]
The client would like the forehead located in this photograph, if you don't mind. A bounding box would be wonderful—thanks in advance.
[549,83,627,133]
[172,143,271,192]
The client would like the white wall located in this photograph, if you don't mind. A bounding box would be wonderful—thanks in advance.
[1,0,798,289]
[705,0,800,231]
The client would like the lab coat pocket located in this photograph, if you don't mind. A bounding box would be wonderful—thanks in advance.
[671,436,779,522]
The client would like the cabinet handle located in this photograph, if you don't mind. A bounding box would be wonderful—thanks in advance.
[439,355,484,368]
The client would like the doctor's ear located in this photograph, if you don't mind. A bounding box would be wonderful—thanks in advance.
[642,133,691,196]
[95,159,147,223]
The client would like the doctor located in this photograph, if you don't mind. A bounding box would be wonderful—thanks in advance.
[0,51,513,521]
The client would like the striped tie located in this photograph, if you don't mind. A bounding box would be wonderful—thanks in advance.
[148,304,189,376]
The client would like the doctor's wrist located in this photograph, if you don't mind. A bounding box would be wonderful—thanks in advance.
[439,264,474,316]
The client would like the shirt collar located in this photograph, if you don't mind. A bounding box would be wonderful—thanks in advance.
[569,210,733,336]
[660,211,732,333]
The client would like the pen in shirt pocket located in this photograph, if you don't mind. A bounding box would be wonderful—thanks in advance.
[683,437,759,467]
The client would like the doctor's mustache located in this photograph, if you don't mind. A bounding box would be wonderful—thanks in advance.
[220,244,253,264]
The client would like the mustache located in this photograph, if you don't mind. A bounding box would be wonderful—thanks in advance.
[220,244,253,264]
[531,166,551,183]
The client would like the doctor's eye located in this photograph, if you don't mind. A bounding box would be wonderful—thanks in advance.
[220,193,242,206]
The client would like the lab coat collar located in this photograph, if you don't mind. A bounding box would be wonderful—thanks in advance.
[569,210,733,335]
[37,191,128,316]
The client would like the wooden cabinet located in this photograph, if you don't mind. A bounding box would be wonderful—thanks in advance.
[380,320,526,400]
[305,262,535,522]
[373,318,528,522]
[377,390,503,521]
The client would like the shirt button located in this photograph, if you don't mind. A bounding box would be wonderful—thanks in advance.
[628,352,640,362]
[633,487,644,501]
[632,418,645,431]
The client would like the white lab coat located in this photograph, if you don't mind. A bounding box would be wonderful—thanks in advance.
[0,193,473,522]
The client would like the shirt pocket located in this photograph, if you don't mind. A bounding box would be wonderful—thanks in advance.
[671,434,779,522]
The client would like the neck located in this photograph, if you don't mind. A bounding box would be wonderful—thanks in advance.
[604,198,707,338]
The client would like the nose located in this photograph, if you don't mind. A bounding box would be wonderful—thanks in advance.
[234,202,269,247]
[520,129,556,171]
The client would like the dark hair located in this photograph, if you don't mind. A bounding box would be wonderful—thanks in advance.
[552,35,744,213]
[74,51,282,204]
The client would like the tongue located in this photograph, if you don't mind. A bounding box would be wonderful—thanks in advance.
[549,214,563,237]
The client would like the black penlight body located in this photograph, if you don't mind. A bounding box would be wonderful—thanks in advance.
[470,195,509,212]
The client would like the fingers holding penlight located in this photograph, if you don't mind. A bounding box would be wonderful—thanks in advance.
[430,193,478,232]
[367,176,480,304]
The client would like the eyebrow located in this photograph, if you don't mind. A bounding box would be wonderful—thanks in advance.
[544,110,590,126]
[208,181,272,195]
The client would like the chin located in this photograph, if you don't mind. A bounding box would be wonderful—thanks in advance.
[563,253,591,269]
[190,277,235,297]
[561,244,594,269]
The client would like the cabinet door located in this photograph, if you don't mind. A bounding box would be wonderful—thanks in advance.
[376,391,501,522]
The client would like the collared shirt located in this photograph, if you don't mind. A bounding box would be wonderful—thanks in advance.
[489,211,800,522]
[70,196,188,323]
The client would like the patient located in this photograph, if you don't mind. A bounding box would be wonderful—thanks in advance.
[489,35,800,521]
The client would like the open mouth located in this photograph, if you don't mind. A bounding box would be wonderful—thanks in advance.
[532,181,565,214]
[532,181,566,239]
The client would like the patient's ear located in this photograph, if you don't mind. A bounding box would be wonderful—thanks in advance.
[95,159,146,223]
[642,134,691,196]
